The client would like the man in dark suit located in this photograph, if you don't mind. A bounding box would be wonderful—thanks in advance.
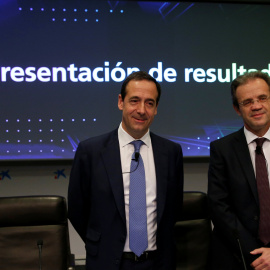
[68,71,183,270]
[208,71,270,270]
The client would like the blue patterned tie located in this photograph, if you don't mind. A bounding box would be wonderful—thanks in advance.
[129,140,148,256]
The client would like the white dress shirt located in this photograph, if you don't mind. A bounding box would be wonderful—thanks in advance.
[118,123,157,252]
[244,127,270,186]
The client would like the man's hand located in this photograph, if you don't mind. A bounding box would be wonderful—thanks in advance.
[250,248,270,269]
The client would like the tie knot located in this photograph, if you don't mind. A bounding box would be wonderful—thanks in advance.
[131,140,144,152]
[255,138,266,147]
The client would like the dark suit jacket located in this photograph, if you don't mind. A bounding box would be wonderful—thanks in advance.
[208,127,263,270]
[68,129,183,270]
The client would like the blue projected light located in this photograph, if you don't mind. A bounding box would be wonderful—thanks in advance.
[17,3,124,25]
[1,117,95,158]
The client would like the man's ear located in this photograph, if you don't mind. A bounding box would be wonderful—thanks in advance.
[154,103,158,115]
[118,94,123,111]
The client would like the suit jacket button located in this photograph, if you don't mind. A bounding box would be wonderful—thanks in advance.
[254,216,259,221]
[115,259,120,265]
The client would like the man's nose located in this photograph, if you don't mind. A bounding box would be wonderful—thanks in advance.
[251,99,263,109]
[136,102,146,114]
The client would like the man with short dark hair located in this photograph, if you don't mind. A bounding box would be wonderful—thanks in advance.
[208,71,270,269]
[68,71,183,270]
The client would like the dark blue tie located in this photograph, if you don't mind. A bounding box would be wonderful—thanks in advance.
[129,140,148,256]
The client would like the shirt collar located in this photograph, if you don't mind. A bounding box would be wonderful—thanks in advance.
[118,122,151,148]
[244,126,270,145]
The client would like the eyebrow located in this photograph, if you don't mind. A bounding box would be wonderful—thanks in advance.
[243,94,268,100]
[129,96,156,102]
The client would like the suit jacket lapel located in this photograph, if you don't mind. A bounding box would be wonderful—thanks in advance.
[101,130,126,224]
[233,128,259,205]
[151,133,168,225]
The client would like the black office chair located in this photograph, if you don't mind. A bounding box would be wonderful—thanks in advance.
[175,191,211,270]
[0,195,75,270]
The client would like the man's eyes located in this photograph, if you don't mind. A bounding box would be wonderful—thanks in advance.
[146,101,154,106]
[130,99,138,104]
[260,96,268,101]
[129,100,155,106]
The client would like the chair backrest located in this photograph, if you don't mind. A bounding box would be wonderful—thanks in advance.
[175,191,211,270]
[0,195,73,270]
